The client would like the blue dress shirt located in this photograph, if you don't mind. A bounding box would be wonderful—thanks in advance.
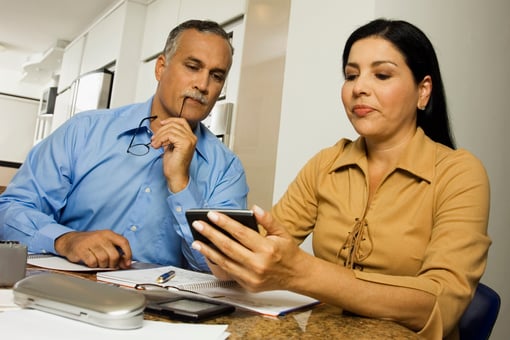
[0,97,249,271]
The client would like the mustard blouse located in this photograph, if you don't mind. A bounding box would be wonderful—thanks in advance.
[271,128,491,339]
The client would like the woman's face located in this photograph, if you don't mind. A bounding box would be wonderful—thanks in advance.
[341,37,430,146]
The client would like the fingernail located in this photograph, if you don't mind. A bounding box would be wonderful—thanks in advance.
[192,221,204,231]
[253,205,264,215]
[192,241,201,250]
[208,211,219,222]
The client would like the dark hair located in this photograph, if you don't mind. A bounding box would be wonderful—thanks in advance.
[342,19,455,149]
[163,19,234,60]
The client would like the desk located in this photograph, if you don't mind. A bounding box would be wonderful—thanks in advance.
[26,267,419,339]
[172,304,419,339]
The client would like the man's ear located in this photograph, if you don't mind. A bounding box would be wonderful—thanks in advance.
[417,75,432,110]
[154,54,166,82]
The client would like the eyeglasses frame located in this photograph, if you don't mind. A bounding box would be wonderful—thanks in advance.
[126,115,158,156]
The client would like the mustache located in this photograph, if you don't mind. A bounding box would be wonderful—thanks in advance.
[182,90,208,105]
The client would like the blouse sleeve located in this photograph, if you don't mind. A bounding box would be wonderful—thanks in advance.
[271,146,336,243]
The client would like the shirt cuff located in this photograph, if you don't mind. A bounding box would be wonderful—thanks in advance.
[31,223,74,254]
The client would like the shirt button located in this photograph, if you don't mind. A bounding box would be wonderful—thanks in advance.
[130,225,137,232]
[145,187,151,193]
[176,206,182,212]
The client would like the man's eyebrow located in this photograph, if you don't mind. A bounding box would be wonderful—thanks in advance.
[185,56,204,66]
[185,56,227,74]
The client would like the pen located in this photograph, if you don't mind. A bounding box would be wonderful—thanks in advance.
[156,270,176,284]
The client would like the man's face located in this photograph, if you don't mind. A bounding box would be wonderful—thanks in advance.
[154,29,232,128]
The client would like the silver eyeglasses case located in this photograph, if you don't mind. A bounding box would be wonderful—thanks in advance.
[13,272,146,329]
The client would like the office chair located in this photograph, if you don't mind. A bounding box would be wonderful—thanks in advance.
[458,282,501,340]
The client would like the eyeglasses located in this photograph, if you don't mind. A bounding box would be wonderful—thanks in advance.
[126,115,157,156]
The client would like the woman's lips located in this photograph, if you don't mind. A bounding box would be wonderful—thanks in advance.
[352,104,374,116]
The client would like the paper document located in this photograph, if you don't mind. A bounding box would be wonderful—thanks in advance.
[27,254,114,271]
[0,309,229,340]
[0,289,20,311]
[97,266,320,317]
[27,254,158,272]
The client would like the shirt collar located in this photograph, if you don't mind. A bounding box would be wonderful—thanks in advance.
[194,122,216,162]
[116,97,155,138]
[329,127,436,183]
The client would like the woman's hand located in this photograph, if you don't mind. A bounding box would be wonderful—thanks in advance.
[191,205,306,292]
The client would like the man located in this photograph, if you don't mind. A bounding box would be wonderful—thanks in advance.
[0,20,248,272]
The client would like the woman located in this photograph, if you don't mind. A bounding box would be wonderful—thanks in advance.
[190,19,490,339]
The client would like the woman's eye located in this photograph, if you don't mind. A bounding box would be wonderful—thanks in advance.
[345,73,357,81]
[375,73,391,80]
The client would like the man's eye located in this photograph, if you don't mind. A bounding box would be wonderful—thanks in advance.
[211,73,225,82]
[186,64,199,71]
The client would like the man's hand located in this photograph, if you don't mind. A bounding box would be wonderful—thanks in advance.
[151,117,197,193]
[54,230,132,269]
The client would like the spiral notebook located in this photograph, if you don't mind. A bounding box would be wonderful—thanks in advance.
[97,266,320,317]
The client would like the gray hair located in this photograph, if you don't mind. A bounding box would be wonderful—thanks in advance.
[163,19,234,60]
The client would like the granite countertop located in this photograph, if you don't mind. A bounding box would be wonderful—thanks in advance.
[147,302,420,339]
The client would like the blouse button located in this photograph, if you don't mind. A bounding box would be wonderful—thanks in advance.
[130,225,137,232]
[145,187,151,193]
[175,206,182,213]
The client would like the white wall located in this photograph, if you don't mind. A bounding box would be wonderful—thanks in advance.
[277,1,509,339]
[275,1,371,200]
[0,68,43,99]
[0,94,39,163]
[0,65,44,180]
[0,93,39,185]
[233,0,290,210]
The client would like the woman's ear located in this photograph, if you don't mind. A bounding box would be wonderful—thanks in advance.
[417,75,432,110]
